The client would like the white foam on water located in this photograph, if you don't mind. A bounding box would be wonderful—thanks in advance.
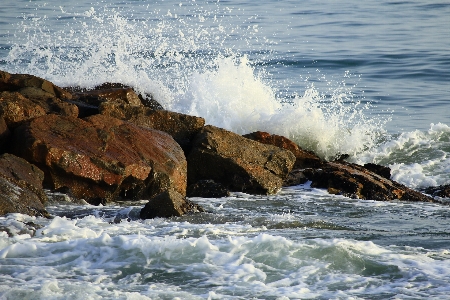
[1,212,450,299]
[354,122,450,188]
[3,4,388,160]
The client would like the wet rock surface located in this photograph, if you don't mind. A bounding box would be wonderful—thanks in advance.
[100,102,205,153]
[0,153,49,217]
[11,114,187,204]
[243,131,324,169]
[188,125,296,195]
[140,189,204,219]
[302,161,436,203]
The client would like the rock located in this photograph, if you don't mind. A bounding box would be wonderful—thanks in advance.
[423,185,450,198]
[187,125,296,195]
[187,180,230,198]
[0,70,77,118]
[0,117,11,153]
[283,169,308,187]
[66,83,164,112]
[100,102,205,152]
[303,161,436,203]
[243,131,323,169]
[0,153,49,217]
[0,91,47,128]
[140,189,204,219]
[363,163,391,179]
[72,87,142,107]
[0,70,72,100]
[11,114,187,204]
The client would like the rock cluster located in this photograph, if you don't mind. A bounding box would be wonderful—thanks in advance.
[0,69,441,219]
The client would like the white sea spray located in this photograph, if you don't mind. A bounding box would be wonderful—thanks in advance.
[3,4,388,161]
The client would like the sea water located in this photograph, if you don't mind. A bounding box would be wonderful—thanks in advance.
[0,0,449,299]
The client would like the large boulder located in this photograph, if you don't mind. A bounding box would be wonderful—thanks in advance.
[11,114,187,204]
[100,102,205,152]
[303,161,437,203]
[140,189,204,219]
[243,131,323,169]
[187,125,296,195]
[0,153,49,217]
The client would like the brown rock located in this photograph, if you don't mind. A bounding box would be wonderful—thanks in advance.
[303,161,436,203]
[0,70,78,119]
[0,92,47,128]
[0,153,49,217]
[11,114,187,204]
[363,163,391,179]
[187,125,296,195]
[0,70,72,100]
[243,131,323,169]
[100,102,205,152]
[140,189,204,219]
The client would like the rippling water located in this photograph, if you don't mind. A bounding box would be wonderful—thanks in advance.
[0,0,449,299]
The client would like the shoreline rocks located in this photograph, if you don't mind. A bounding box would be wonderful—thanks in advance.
[0,69,443,219]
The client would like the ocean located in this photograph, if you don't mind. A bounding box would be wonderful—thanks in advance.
[0,0,449,299]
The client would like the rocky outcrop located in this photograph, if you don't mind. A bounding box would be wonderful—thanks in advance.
[140,189,204,219]
[11,114,187,204]
[100,102,205,152]
[0,153,49,217]
[187,125,296,195]
[243,131,324,169]
[302,161,436,203]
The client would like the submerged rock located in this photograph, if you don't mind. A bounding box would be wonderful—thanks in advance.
[0,153,49,217]
[11,114,187,204]
[140,189,204,219]
[187,125,296,195]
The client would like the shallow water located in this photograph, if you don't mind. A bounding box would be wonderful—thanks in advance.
[0,0,449,299]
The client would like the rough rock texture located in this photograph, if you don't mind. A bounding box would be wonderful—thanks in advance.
[423,185,450,198]
[0,70,72,100]
[187,125,296,195]
[72,87,143,107]
[243,131,323,169]
[11,114,187,204]
[0,91,47,128]
[100,102,205,152]
[187,180,230,198]
[303,161,436,203]
[363,163,391,179]
[0,153,49,217]
[140,189,203,219]
[0,70,77,118]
